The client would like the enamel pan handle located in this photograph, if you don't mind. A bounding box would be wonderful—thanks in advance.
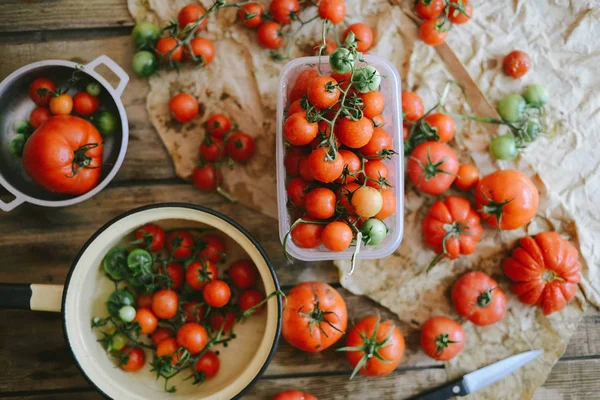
[0,283,63,312]
[84,55,130,97]
[0,193,25,212]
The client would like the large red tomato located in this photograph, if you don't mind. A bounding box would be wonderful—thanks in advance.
[503,231,581,315]
[22,115,103,195]
[282,281,347,352]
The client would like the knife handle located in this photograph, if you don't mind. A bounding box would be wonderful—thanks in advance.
[409,378,469,400]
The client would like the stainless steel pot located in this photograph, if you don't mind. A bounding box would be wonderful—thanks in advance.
[0,55,129,211]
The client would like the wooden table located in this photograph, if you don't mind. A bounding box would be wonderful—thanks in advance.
[0,2,598,399]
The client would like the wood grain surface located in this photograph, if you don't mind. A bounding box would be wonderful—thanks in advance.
[0,2,598,399]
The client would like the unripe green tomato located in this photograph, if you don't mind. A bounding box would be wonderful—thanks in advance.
[522,84,549,107]
[497,94,526,122]
[361,218,388,245]
[489,133,517,160]
[329,48,354,74]
[111,333,128,351]
[119,305,137,322]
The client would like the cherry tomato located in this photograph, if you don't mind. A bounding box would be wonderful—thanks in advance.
[135,223,166,252]
[200,137,226,162]
[314,39,337,55]
[178,4,208,32]
[239,289,265,313]
[452,271,507,326]
[198,234,226,263]
[359,90,384,119]
[351,186,383,218]
[270,0,300,25]
[307,76,340,108]
[151,327,174,346]
[403,126,409,141]
[364,159,389,188]
[336,149,361,183]
[205,114,231,138]
[298,155,315,181]
[305,187,336,219]
[29,78,56,106]
[284,112,319,146]
[288,99,304,116]
[449,4,473,24]
[419,19,448,46]
[192,164,222,191]
[238,3,264,28]
[165,230,194,259]
[337,182,359,214]
[337,116,374,148]
[156,338,180,365]
[308,147,344,183]
[454,164,479,190]
[402,91,424,122]
[186,37,215,65]
[226,132,256,162]
[210,310,236,332]
[182,301,205,324]
[321,221,353,252]
[29,107,50,129]
[375,188,396,220]
[287,177,310,207]
[203,280,231,308]
[285,147,309,177]
[424,113,455,142]
[156,37,183,62]
[137,293,152,309]
[289,69,319,102]
[407,141,459,195]
[318,0,346,24]
[273,391,317,400]
[291,219,324,248]
[177,323,209,354]
[344,23,374,52]
[49,93,73,115]
[169,93,198,123]
[228,259,258,289]
[186,260,218,290]
[420,316,465,361]
[503,50,531,79]
[195,350,220,378]
[361,127,393,158]
[120,347,145,372]
[151,289,179,319]
[134,307,158,334]
[258,22,284,49]
[72,92,99,116]
[415,0,444,19]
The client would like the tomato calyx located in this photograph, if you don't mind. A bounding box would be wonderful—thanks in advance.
[476,288,494,307]
[426,221,470,272]
[298,291,345,338]
[434,332,459,355]
[410,148,455,182]
[337,315,394,379]
[479,192,514,229]
[70,142,102,177]
[540,269,563,283]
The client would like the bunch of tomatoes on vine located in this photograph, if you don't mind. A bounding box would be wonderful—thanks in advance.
[414,0,473,46]
[92,222,281,392]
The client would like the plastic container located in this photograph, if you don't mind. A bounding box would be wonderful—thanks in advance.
[276,55,404,261]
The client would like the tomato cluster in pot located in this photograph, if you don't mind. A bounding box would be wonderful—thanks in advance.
[91,223,276,392]
[415,0,473,47]
[10,75,117,195]
[283,34,396,258]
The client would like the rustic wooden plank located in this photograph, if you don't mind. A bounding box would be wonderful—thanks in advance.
[0,1,133,33]
[0,36,175,182]
[533,359,600,400]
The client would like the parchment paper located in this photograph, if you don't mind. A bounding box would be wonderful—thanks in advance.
[127,1,600,398]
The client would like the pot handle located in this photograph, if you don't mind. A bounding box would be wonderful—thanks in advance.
[85,55,130,98]
[0,193,25,212]
[0,283,63,312]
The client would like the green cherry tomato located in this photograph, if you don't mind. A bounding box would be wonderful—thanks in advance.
[522,84,549,107]
[524,120,541,142]
[127,249,153,275]
[119,305,137,322]
[14,120,30,134]
[106,289,136,316]
[91,110,118,136]
[361,218,388,245]
[489,133,517,160]
[131,21,161,50]
[102,248,129,280]
[128,273,156,292]
[329,48,355,74]
[86,82,102,97]
[10,134,26,157]
[110,333,128,351]
[352,65,381,93]
[497,94,526,122]
[132,51,158,78]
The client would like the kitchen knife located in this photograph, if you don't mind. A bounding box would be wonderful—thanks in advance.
[411,350,543,400]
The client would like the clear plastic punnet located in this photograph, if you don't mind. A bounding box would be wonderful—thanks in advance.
[276,55,404,261]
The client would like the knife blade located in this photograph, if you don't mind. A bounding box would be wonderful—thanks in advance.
[411,350,543,400]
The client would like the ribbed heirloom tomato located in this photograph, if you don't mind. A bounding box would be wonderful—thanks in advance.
[452,271,507,326]
[341,315,405,377]
[284,112,318,146]
[503,231,581,315]
[475,169,539,230]
[22,115,103,195]
[282,282,347,352]
[420,316,465,361]
[344,23,374,52]
[408,141,459,195]
[308,147,344,182]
